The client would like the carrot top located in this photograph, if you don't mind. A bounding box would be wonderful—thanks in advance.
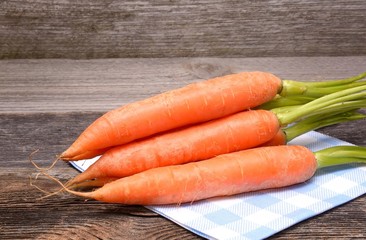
[280,71,366,97]
[272,84,366,126]
[315,146,366,169]
[277,109,364,143]
[262,72,366,109]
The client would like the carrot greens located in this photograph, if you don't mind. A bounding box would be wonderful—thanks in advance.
[261,72,366,109]
[315,146,366,169]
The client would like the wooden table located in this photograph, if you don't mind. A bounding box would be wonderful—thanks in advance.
[1,57,365,239]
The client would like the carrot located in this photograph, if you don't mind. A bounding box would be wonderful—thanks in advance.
[66,88,366,187]
[60,72,281,159]
[67,98,363,162]
[66,147,112,161]
[60,72,366,160]
[64,86,366,186]
[50,145,366,205]
[261,130,287,147]
[66,110,280,185]
[69,177,118,190]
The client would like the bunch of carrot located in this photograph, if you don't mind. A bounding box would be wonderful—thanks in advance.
[33,71,366,205]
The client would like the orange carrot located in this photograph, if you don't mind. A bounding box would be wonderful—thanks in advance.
[69,177,118,190]
[66,126,191,161]
[61,72,366,160]
[66,90,366,186]
[67,110,280,185]
[66,148,112,161]
[261,130,287,147]
[46,145,366,205]
[36,144,366,205]
[60,72,282,160]
[62,145,318,205]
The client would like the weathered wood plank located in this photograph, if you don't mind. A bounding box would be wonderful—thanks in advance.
[1,56,366,113]
[0,112,365,239]
[0,0,365,59]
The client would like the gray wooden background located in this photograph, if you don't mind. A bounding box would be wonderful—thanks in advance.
[1,0,365,59]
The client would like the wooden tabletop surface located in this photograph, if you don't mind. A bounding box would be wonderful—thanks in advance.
[1,0,365,59]
[1,57,365,239]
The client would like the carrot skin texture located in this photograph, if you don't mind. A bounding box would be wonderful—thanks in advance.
[260,130,287,147]
[69,177,118,189]
[61,72,281,159]
[74,145,316,205]
[63,147,112,161]
[68,110,280,184]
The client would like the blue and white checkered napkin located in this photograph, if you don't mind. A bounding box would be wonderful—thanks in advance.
[70,131,366,240]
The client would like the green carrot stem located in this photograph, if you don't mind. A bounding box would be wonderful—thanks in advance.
[261,72,366,109]
[272,99,366,120]
[315,146,366,169]
[297,99,366,118]
[275,85,366,126]
[270,105,300,115]
[284,72,366,88]
[286,92,366,122]
[284,110,366,142]
[259,95,316,110]
[303,81,366,98]
[301,72,366,87]
[281,76,366,98]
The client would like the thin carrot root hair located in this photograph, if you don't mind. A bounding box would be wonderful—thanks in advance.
[28,149,79,200]
[29,165,89,200]
[31,157,95,200]
[28,149,61,172]
[29,173,65,200]
[29,173,52,195]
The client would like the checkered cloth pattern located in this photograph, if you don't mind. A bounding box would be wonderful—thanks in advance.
[71,131,366,240]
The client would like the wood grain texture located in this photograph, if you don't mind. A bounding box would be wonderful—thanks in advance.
[1,56,366,113]
[1,57,366,239]
[1,0,366,59]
